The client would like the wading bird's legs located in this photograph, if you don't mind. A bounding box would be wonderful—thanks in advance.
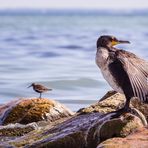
[39,93,42,99]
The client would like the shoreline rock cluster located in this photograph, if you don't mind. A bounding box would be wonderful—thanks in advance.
[0,91,147,148]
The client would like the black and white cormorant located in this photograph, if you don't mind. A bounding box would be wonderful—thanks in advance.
[96,35,148,115]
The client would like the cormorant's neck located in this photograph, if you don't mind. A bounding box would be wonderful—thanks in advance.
[97,45,117,52]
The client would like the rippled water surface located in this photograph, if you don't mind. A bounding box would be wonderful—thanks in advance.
[0,10,148,111]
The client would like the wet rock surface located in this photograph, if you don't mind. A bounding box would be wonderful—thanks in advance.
[0,98,74,125]
[0,112,146,148]
[97,127,148,148]
[0,123,38,137]
[78,91,125,114]
[131,98,148,122]
[0,92,147,148]
[98,113,144,140]
[78,91,148,123]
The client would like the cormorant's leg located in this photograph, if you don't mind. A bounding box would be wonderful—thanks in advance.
[109,96,132,119]
[108,57,134,118]
[121,98,131,111]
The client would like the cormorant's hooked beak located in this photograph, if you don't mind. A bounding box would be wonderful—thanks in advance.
[118,40,130,44]
[112,40,130,46]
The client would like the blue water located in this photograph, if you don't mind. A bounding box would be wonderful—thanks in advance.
[0,10,148,111]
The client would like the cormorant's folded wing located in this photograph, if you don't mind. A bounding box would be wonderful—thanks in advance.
[116,50,148,103]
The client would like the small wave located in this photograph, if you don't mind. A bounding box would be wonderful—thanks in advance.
[29,51,60,58]
[3,37,17,43]
[59,45,83,50]
[40,52,60,58]
[48,78,101,89]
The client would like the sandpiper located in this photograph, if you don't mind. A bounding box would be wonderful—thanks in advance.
[28,83,52,98]
[96,35,148,115]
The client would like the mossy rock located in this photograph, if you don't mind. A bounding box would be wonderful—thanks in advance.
[78,91,125,114]
[0,98,74,125]
[0,123,38,137]
[78,91,148,124]
[99,113,144,142]
[97,127,148,148]
[31,132,86,148]
[131,98,148,122]
[0,112,146,148]
[0,91,147,148]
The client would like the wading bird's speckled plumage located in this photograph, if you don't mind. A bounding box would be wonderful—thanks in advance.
[28,83,52,98]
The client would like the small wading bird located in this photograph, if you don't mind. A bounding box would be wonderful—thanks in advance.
[28,83,52,98]
[96,35,148,116]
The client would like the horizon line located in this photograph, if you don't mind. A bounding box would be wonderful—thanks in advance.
[0,8,148,12]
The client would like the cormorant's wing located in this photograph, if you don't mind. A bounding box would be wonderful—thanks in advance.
[115,50,148,103]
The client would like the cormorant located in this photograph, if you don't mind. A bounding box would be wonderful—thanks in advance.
[96,35,148,115]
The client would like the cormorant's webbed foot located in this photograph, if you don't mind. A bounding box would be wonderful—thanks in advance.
[109,106,131,119]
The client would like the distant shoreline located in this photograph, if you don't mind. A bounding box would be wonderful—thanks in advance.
[0,8,148,16]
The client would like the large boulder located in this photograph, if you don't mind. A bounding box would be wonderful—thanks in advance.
[97,113,144,142]
[78,91,125,114]
[0,112,145,148]
[0,105,146,147]
[78,91,148,123]
[0,91,147,148]
[0,122,38,141]
[131,98,148,122]
[0,98,74,125]
[97,127,148,148]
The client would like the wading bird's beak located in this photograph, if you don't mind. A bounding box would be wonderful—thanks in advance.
[27,84,32,88]
[117,40,130,44]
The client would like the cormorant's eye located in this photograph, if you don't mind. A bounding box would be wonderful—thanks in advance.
[111,37,116,41]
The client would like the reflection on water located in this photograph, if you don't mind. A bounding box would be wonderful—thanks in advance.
[0,10,148,111]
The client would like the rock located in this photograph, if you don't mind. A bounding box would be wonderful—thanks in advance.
[78,91,148,123]
[78,91,125,114]
[0,110,146,148]
[98,90,117,102]
[0,113,102,148]
[0,98,74,125]
[131,98,148,122]
[0,122,38,138]
[86,113,144,148]
[130,108,147,126]
[0,91,147,147]
[97,127,148,148]
[98,113,144,141]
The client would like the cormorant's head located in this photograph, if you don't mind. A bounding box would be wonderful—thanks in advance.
[27,83,35,88]
[97,35,130,48]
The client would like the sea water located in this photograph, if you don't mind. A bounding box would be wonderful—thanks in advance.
[0,10,148,111]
